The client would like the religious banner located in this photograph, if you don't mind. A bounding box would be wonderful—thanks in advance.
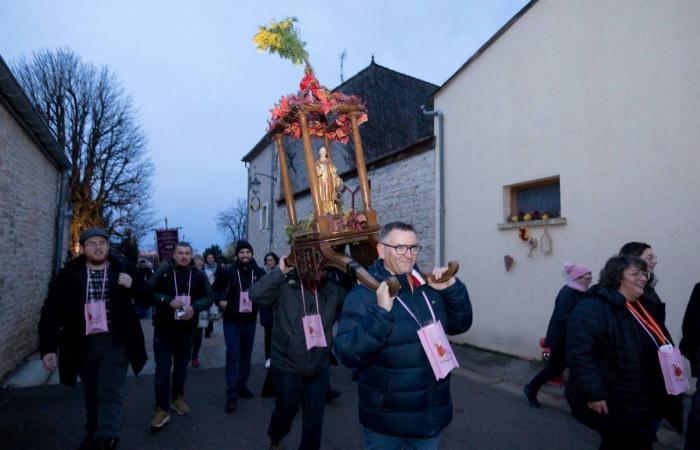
[156,229,179,262]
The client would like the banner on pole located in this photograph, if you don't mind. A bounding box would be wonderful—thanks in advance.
[156,229,179,262]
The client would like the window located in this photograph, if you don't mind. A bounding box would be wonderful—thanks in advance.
[259,203,269,230]
[506,176,561,222]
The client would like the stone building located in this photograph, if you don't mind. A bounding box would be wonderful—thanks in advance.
[243,59,438,268]
[0,55,70,378]
[434,0,700,359]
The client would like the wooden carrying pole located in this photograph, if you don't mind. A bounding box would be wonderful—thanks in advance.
[299,112,323,218]
[350,112,372,212]
[274,134,298,225]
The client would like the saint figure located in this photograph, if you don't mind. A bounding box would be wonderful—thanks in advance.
[315,146,342,215]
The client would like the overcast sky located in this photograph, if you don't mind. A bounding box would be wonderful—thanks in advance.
[0,0,528,253]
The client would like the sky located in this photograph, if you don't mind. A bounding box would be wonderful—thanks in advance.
[0,0,529,253]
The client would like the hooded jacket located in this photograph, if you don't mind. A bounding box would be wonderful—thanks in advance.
[212,258,266,323]
[249,267,346,375]
[334,259,472,438]
[565,285,683,435]
[39,255,151,386]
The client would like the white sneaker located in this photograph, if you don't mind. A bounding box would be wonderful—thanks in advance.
[265,359,271,369]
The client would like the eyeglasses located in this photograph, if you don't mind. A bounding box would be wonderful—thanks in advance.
[576,274,593,282]
[642,255,658,263]
[624,270,649,280]
[84,241,108,248]
[381,243,422,256]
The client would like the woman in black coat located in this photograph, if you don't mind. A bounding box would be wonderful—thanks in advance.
[523,262,592,407]
[566,255,683,450]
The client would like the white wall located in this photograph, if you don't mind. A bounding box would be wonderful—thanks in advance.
[435,0,700,358]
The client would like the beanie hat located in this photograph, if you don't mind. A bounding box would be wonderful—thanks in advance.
[79,228,109,244]
[564,262,592,292]
[235,240,253,256]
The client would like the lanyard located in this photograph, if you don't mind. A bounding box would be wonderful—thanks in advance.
[395,292,436,328]
[625,300,669,347]
[300,282,321,316]
[85,265,108,304]
[236,269,254,293]
[173,269,192,297]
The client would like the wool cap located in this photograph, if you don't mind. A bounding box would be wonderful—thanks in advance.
[235,240,253,255]
[79,228,109,244]
[563,262,591,282]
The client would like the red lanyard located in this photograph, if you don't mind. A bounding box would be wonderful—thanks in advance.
[625,301,668,346]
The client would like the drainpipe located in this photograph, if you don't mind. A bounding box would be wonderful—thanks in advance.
[244,162,250,241]
[52,170,70,276]
[421,106,445,266]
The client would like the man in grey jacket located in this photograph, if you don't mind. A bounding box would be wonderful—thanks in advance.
[249,256,346,450]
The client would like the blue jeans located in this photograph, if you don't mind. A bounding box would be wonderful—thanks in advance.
[223,320,256,399]
[78,333,129,439]
[363,429,440,450]
[268,367,330,450]
[153,328,192,410]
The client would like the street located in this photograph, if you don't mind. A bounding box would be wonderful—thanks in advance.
[0,320,680,449]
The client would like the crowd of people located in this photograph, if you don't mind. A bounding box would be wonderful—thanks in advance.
[37,225,700,450]
[524,241,700,450]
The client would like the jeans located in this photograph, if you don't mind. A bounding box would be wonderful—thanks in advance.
[268,367,330,450]
[264,324,273,359]
[78,333,129,439]
[526,351,566,394]
[223,320,256,399]
[153,328,192,410]
[192,327,203,360]
[363,429,440,450]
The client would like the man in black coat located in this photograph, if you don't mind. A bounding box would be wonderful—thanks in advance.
[39,228,152,450]
[149,242,212,429]
[212,240,266,413]
[250,256,346,450]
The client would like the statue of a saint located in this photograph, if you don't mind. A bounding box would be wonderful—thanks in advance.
[315,146,342,215]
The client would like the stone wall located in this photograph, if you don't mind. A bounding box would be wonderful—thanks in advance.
[0,103,62,378]
[268,148,437,269]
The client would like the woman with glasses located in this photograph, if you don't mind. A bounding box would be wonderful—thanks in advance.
[523,262,592,408]
[619,242,683,433]
[566,255,682,449]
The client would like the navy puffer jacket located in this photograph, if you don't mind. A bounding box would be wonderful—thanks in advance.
[544,285,585,356]
[335,260,472,438]
[565,285,683,435]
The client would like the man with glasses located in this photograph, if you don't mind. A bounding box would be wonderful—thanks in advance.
[39,228,152,450]
[335,222,472,449]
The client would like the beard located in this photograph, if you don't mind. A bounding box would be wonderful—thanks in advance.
[86,252,108,266]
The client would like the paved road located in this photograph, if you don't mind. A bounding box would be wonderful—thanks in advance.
[0,319,680,449]
[0,362,638,450]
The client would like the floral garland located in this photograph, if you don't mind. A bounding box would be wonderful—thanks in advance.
[269,72,368,144]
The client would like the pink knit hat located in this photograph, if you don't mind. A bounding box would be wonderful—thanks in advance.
[564,262,592,292]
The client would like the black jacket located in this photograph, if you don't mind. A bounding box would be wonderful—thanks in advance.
[335,260,472,438]
[39,255,152,386]
[544,285,585,357]
[565,285,683,435]
[249,267,346,375]
[150,261,212,332]
[680,283,700,376]
[212,259,266,323]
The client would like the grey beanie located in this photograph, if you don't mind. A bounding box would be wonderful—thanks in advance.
[79,228,109,244]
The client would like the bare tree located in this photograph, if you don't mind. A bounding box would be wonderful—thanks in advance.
[215,199,248,246]
[13,48,154,253]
